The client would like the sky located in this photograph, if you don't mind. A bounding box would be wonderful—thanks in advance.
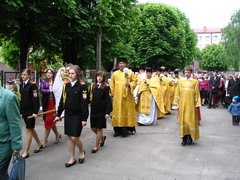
[138,0,240,28]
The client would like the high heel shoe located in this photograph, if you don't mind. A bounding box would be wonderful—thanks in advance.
[91,148,98,153]
[78,150,85,164]
[42,140,48,148]
[34,145,43,153]
[100,136,106,147]
[22,153,30,159]
[54,134,62,144]
[65,160,76,168]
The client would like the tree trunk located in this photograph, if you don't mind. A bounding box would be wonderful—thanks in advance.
[19,17,29,71]
[62,39,81,67]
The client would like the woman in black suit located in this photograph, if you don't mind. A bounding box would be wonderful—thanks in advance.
[19,69,43,158]
[55,65,89,168]
[89,71,112,153]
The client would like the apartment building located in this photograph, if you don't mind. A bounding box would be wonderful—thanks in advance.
[194,27,222,50]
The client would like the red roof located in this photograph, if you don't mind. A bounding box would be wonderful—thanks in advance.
[194,27,221,33]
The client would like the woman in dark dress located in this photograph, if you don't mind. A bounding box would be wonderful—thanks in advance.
[89,71,112,153]
[19,69,43,158]
[55,65,89,168]
[40,68,61,148]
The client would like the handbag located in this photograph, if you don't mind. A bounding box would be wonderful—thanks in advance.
[10,155,26,180]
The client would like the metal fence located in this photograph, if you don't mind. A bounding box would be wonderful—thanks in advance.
[0,70,113,93]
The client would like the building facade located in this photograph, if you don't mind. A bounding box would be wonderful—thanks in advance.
[194,27,222,50]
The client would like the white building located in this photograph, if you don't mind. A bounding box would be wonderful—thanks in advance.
[194,27,222,50]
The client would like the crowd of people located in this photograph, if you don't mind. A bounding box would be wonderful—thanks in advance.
[1,58,240,178]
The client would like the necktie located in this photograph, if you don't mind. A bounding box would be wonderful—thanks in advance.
[97,84,100,88]
[22,83,26,89]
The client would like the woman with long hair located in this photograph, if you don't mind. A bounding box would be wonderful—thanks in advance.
[54,65,89,168]
[40,68,61,148]
[19,68,43,158]
[89,71,112,153]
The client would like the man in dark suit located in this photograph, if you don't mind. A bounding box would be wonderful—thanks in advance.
[227,72,240,101]
[208,71,220,109]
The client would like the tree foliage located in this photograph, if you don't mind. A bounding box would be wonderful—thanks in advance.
[200,44,227,71]
[222,9,240,71]
[128,3,197,70]
[0,1,197,72]
[0,0,136,71]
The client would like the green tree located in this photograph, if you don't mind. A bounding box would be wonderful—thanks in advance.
[1,39,19,70]
[222,10,240,71]
[0,0,137,71]
[128,3,197,70]
[200,44,227,71]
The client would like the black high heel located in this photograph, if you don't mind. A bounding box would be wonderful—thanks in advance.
[54,134,62,144]
[91,149,98,153]
[22,153,30,159]
[78,150,85,164]
[34,145,43,153]
[100,136,107,147]
[65,160,76,168]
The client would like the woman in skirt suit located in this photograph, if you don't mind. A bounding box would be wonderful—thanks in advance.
[19,69,43,158]
[89,71,112,153]
[55,65,89,168]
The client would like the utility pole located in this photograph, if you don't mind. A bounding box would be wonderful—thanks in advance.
[96,29,102,71]
[96,10,102,71]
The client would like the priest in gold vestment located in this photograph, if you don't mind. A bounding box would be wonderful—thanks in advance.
[137,68,165,125]
[173,66,201,146]
[110,58,137,137]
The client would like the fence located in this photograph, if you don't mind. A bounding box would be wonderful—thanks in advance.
[0,70,113,93]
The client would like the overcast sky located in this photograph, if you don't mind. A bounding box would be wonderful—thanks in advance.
[138,0,240,28]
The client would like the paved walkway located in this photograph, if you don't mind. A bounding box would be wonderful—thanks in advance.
[18,106,240,180]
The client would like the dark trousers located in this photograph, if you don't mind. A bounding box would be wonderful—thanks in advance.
[0,155,12,180]
[232,116,239,125]
[113,127,136,134]
[209,90,217,107]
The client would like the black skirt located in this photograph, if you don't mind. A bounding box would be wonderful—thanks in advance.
[64,113,83,137]
[23,116,36,129]
[200,89,207,99]
[90,111,106,129]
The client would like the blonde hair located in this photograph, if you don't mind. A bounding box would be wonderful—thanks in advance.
[69,65,81,81]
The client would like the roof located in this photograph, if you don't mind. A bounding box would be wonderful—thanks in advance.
[194,27,221,34]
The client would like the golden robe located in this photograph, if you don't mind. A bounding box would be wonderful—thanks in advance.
[137,77,165,117]
[110,70,137,127]
[161,76,172,114]
[172,77,182,104]
[173,78,201,140]
[167,77,175,107]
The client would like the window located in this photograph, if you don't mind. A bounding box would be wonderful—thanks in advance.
[205,35,210,41]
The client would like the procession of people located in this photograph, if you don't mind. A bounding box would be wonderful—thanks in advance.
[1,58,240,179]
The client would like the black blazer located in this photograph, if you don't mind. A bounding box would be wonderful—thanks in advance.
[19,80,40,117]
[57,81,89,121]
[90,84,112,116]
[227,78,240,97]
[209,76,220,92]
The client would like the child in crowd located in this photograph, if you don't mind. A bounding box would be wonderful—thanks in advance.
[228,96,240,126]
